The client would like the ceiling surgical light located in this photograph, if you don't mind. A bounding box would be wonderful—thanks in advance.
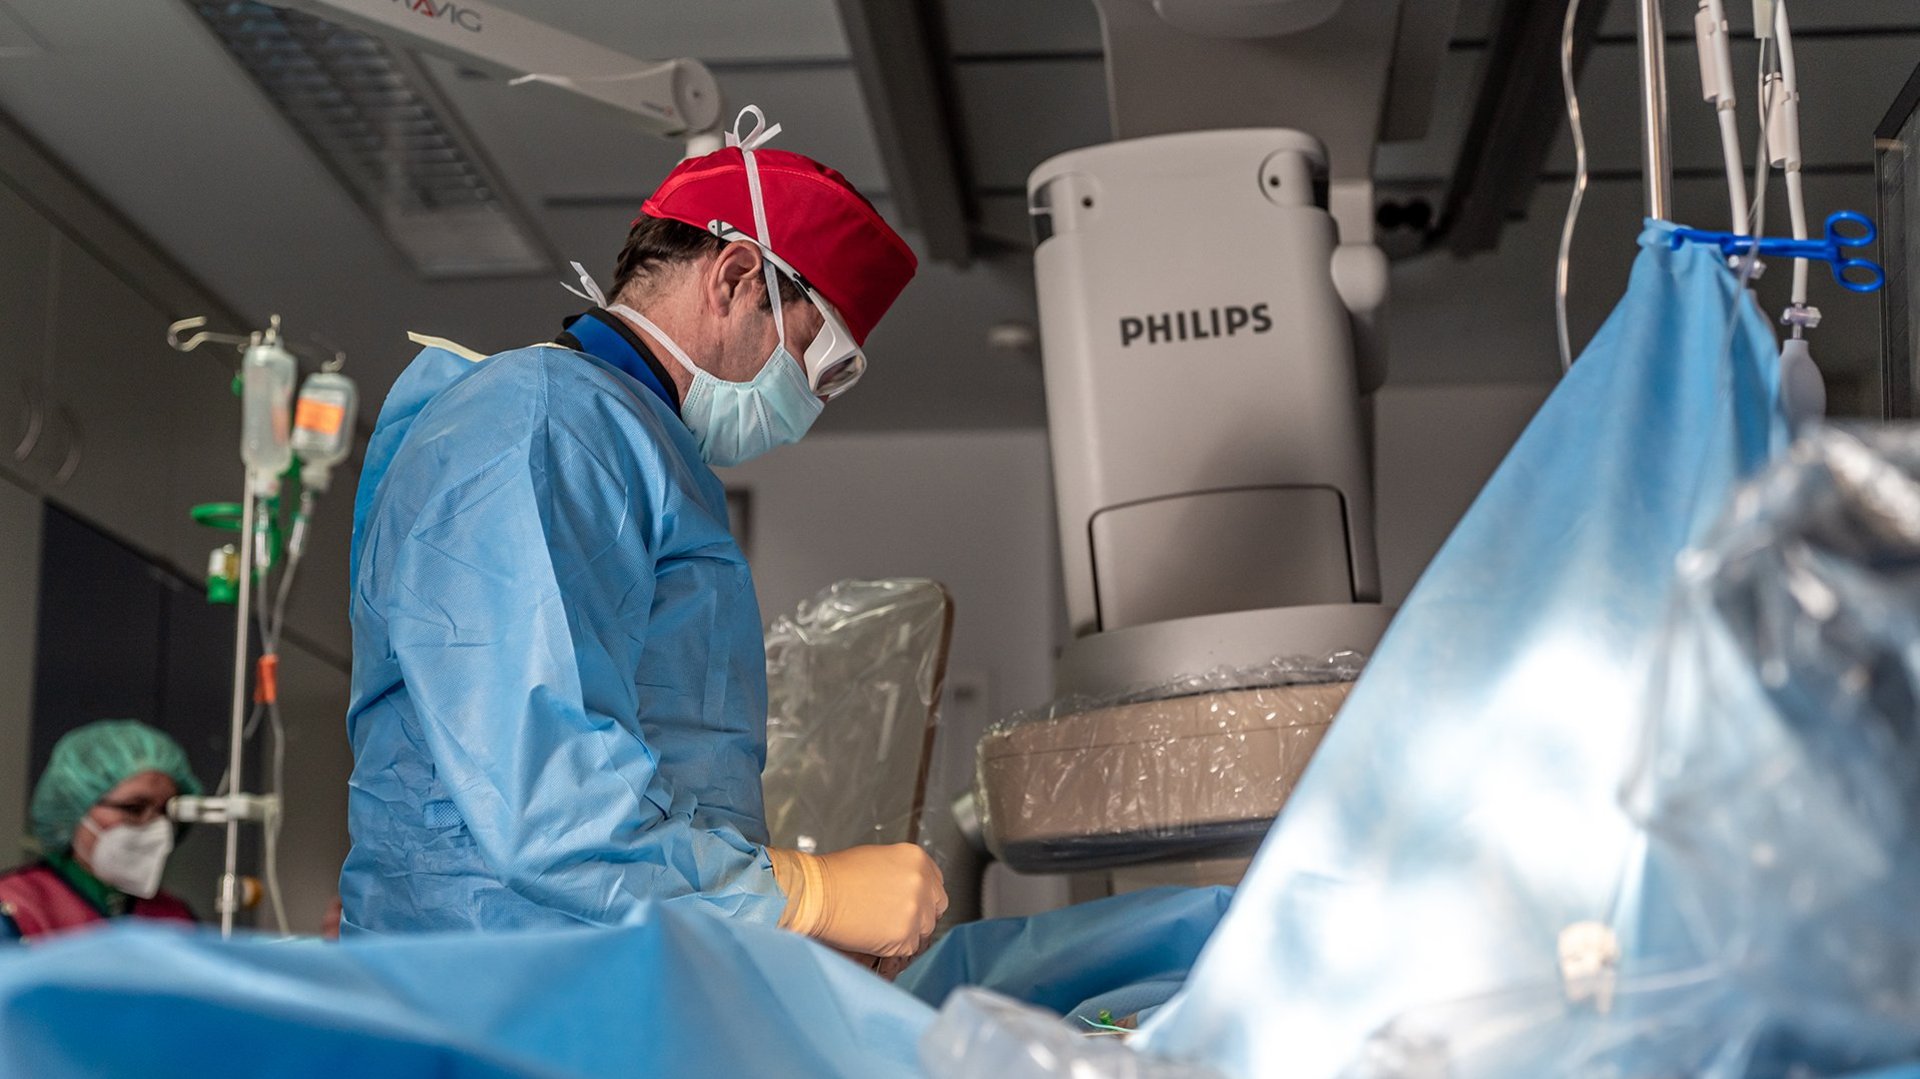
[192,1,552,278]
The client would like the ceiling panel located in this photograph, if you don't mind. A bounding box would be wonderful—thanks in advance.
[0,2,43,58]
[1593,0,1920,38]
[940,0,1104,57]
[1376,49,1479,180]
[953,58,1109,192]
[1454,0,1920,46]
[485,0,850,61]
[428,56,887,206]
[1539,35,1920,177]
[1377,33,1918,185]
[706,65,886,192]
[977,192,1039,248]
[421,56,689,213]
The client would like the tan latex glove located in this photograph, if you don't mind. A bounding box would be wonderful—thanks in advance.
[768,843,947,958]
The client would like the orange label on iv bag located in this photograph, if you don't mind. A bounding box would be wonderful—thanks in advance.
[295,398,346,436]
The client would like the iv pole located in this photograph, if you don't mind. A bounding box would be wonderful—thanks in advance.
[168,314,350,939]
[1637,0,1674,221]
[220,476,257,936]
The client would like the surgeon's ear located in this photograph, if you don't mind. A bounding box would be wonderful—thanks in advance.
[706,241,766,317]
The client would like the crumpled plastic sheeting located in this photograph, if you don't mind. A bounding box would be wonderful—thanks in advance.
[1615,425,1920,1075]
[897,886,1235,1023]
[763,579,953,855]
[1136,222,1788,1078]
[0,905,931,1079]
[922,988,1226,1079]
[976,657,1363,872]
[1339,426,1920,1079]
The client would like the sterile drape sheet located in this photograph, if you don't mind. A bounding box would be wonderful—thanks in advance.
[0,905,930,1078]
[1136,221,1788,1077]
[0,884,1229,1077]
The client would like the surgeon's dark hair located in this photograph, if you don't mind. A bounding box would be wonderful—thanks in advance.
[611,213,803,308]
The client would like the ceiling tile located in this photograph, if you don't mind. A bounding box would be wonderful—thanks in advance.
[953,58,1109,193]
[1379,32,1920,185]
[939,0,1104,58]
[1596,0,1920,38]
[428,55,886,205]
[1540,34,1920,177]
[483,0,850,61]
[1457,0,1920,47]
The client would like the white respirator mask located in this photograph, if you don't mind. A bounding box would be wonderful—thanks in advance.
[82,816,174,899]
[608,302,821,468]
[561,267,823,468]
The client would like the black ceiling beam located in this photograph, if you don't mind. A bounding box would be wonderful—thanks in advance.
[832,0,976,265]
[1439,0,1611,256]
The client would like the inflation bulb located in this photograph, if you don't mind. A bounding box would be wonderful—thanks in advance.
[1779,337,1825,434]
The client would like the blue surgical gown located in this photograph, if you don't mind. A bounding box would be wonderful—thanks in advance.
[339,338,786,932]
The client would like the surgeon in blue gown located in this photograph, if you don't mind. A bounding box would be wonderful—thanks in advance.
[340,115,947,963]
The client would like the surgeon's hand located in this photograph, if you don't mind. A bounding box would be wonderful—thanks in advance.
[769,843,947,958]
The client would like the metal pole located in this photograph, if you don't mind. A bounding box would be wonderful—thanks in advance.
[1636,0,1673,220]
[220,484,256,938]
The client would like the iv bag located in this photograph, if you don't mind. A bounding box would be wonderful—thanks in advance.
[292,370,357,489]
[240,342,295,492]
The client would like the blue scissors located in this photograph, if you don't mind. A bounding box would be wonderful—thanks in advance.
[1670,210,1885,293]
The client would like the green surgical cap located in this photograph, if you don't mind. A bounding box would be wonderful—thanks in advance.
[29,720,203,854]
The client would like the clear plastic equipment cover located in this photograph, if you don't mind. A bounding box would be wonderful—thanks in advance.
[762,579,954,855]
[1341,425,1920,1078]
[976,656,1363,872]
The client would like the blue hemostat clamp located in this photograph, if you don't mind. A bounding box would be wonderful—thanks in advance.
[1671,211,1886,293]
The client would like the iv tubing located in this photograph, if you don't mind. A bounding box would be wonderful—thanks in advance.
[1556,0,1590,373]
[254,488,311,936]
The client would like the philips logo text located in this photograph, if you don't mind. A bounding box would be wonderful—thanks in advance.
[394,0,482,33]
[1120,304,1272,347]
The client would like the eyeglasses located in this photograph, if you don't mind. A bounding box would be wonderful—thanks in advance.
[93,798,170,827]
[708,221,867,400]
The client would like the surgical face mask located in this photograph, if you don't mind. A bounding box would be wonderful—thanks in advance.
[81,816,173,899]
[609,303,823,467]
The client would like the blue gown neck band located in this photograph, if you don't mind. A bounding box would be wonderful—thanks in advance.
[560,309,680,415]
